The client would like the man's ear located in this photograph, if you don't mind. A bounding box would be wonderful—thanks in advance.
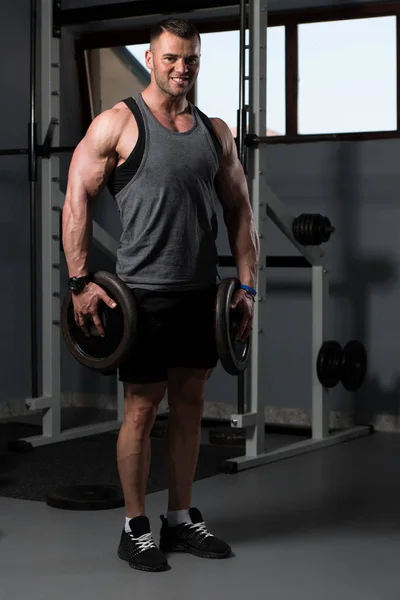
[145,49,153,71]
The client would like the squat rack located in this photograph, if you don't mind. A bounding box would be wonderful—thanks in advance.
[2,0,371,462]
[2,0,125,446]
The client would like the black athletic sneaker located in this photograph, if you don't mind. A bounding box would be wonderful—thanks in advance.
[159,507,232,559]
[117,515,169,572]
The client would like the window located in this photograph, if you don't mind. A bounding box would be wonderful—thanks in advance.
[89,45,150,116]
[196,27,286,137]
[298,17,397,135]
[77,6,400,143]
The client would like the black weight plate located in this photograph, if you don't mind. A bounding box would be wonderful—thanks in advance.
[341,340,367,392]
[215,277,250,376]
[61,271,138,372]
[46,484,125,511]
[318,216,335,244]
[316,340,343,388]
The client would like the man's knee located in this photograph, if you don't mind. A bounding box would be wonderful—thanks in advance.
[123,381,166,431]
[168,367,210,396]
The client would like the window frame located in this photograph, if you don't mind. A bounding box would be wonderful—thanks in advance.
[74,2,400,143]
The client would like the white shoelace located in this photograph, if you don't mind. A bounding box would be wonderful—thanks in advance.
[129,532,156,552]
[189,521,213,539]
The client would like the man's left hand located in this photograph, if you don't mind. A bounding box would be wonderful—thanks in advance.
[230,289,255,342]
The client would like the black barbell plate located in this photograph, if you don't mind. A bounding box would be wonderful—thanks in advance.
[341,340,367,392]
[46,484,125,511]
[316,340,343,388]
[61,271,138,373]
[293,213,335,246]
[215,277,250,376]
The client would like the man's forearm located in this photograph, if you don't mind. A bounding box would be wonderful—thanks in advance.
[62,190,93,278]
[225,207,260,289]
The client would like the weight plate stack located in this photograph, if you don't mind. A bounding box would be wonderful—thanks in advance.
[292,213,335,246]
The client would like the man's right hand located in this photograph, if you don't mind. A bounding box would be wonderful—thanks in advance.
[72,282,117,337]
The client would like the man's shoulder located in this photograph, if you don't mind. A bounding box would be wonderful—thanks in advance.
[206,117,234,154]
[93,101,137,134]
[82,101,137,152]
[207,117,231,137]
[107,100,136,122]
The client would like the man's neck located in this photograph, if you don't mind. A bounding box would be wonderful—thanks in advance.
[141,87,189,117]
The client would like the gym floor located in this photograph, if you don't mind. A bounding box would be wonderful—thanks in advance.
[0,430,399,599]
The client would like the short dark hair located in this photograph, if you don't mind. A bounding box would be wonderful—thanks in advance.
[150,19,201,46]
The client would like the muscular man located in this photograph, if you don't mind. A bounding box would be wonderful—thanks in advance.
[62,18,259,572]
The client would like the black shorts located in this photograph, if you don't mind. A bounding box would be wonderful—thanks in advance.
[118,285,219,384]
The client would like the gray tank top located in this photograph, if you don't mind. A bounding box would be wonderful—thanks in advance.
[113,93,221,291]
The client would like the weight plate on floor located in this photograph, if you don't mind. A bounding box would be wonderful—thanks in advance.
[316,340,343,388]
[61,270,138,373]
[46,484,125,511]
[215,277,250,376]
[341,340,367,392]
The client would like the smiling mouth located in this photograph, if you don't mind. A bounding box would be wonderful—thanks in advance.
[171,77,189,84]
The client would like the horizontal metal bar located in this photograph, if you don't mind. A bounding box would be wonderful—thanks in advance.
[41,145,76,155]
[17,419,122,448]
[0,148,28,156]
[0,145,76,157]
[221,426,372,473]
[267,256,311,268]
[245,130,400,145]
[218,255,311,268]
[60,0,238,26]
[246,135,269,145]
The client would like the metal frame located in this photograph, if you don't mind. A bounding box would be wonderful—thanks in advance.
[21,0,124,448]
[223,0,371,472]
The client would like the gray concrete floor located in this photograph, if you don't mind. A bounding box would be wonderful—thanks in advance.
[1,431,400,600]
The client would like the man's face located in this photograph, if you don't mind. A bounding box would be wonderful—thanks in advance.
[146,32,201,98]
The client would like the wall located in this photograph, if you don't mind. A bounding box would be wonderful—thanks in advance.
[1,0,399,432]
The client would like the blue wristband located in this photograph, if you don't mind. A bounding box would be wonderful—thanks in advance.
[240,284,257,297]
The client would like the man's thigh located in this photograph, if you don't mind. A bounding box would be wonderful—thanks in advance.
[165,286,219,370]
[118,289,168,385]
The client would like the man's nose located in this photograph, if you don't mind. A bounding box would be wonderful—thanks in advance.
[175,59,189,73]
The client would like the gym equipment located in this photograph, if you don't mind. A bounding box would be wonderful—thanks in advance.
[316,341,343,388]
[61,271,138,374]
[62,272,250,377]
[215,278,251,376]
[292,213,335,246]
[341,340,368,392]
[317,340,367,391]
[46,484,124,511]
